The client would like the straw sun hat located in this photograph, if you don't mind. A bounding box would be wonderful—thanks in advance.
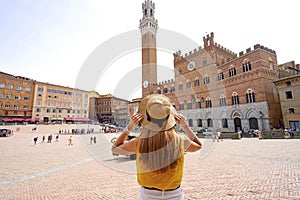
[138,94,177,132]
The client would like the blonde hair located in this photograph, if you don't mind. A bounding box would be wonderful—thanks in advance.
[136,127,184,173]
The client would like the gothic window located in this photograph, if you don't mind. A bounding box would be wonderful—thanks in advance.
[243,61,252,72]
[187,101,192,109]
[232,92,240,105]
[229,65,236,77]
[217,71,224,81]
[7,84,13,89]
[186,80,191,89]
[206,97,212,108]
[170,85,175,92]
[6,94,12,99]
[204,75,210,84]
[163,86,168,93]
[16,85,22,90]
[197,119,202,127]
[207,118,213,127]
[157,87,161,94]
[196,100,201,109]
[179,103,184,110]
[194,77,200,87]
[246,89,256,103]
[178,83,183,91]
[179,69,182,75]
[220,95,226,106]
[222,118,228,128]
[286,81,291,86]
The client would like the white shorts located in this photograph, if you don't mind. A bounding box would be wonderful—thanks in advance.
[138,186,184,200]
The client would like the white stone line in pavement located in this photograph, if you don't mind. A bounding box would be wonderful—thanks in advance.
[0,157,95,188]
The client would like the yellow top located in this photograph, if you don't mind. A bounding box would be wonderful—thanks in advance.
[136,153,184,190]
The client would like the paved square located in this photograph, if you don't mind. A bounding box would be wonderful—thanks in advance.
[0,125,299,199]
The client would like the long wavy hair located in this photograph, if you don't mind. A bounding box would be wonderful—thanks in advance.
[136,126,184,174]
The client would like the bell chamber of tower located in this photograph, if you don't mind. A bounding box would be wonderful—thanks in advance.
[140,0,158,97]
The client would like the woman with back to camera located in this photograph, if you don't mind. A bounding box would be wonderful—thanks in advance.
[112,94,202,200]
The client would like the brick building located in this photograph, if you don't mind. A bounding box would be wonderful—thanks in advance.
[93,94,129,125]
[0,71,35,123]
[140,0,284,132]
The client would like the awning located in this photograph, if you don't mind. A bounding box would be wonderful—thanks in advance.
[2,117,24,122]
[65,117,91,122]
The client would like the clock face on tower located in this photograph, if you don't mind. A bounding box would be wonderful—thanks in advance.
[143,80,149,88]
[187,61,196,71]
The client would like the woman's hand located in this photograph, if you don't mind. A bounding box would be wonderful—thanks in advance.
[127,113,143,131]
[174,114,188,128]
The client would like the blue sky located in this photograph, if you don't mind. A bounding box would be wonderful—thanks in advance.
[0,0,299,100]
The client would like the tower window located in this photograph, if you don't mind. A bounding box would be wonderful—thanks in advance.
[217,72,224,81]
[289,108,295,114]
[285,91,293,99]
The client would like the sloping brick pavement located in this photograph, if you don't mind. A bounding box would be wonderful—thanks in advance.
[0,125,299,199]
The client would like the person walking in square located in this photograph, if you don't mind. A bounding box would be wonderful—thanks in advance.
[112,94,202,199]
[33,137,38,145]
[68,136,73,145]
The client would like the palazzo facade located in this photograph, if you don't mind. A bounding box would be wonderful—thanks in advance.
[140,0,282,132]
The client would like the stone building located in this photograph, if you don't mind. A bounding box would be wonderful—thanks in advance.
[274,63,300,130]
[0,71,35,123]
[140,0,283,132]
[32,81,90,123]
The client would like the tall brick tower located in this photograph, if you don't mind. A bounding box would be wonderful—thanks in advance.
[139,0,158,97]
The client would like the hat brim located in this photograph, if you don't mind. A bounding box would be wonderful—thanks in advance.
[138,94,177,132]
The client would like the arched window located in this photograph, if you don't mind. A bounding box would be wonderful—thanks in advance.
[163,86,168,93]
[207,118,213,127]
[196,99,201,109]
[243,59,252,72]
[178,82,183,91]
[246,89,255,103]
[156,87,161,94]
[222,118,228,128]
[194,77,200,87]
[229,65,236,77]
[204,74,210,84]
[219,94,226,106]
[187,100,192,109]
[231,92,239,105]
[170,84,175,92]
[186,79,191,89]
[206,97,212,108]
[179,102,184,110]
[217,70,224,81]
[197,119,202,127]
